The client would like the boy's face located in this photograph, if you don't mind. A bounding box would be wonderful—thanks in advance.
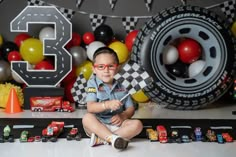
[93,53,119,85]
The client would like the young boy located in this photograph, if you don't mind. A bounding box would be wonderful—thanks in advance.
[82,47,143,150]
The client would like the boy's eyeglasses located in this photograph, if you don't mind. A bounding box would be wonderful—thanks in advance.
[93,64,118,70]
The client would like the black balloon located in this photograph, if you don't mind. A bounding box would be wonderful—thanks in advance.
[1,41,19,61]
[166,60,189,78]
[94,24,114,44]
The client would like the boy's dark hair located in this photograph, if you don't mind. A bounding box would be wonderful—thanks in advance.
[93,47,119,64]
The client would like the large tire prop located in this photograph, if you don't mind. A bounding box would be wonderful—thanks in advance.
[131,5,236,110]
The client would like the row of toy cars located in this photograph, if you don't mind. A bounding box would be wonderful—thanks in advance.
[0,121,82,143]
[146,125,234,144]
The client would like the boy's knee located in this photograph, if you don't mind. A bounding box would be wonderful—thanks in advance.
[82,113,94,124]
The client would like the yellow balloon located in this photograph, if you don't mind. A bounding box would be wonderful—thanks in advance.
[0,34,3,46]
[76,60,93,80]
[231,21,236,37]
[131,90,149,103]
[108,41,129,64]
[20,38,44,64]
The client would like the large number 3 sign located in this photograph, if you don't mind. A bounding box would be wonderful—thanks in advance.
[10,6,72,87]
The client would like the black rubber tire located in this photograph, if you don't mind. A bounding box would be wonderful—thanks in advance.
[131,5,236,110]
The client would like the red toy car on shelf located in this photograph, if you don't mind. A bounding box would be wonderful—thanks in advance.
[66,128,82,141]
[30,97,74,112]
[42,121,64,142]
[156,125,168,143]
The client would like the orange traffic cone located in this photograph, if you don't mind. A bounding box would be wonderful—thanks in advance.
[5,88,22,113]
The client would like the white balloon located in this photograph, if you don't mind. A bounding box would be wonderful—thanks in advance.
[188,60,205,77]
[11,71,24,84]
[163,45,179,65]
[39,27,55,42]
[86,41,105,61]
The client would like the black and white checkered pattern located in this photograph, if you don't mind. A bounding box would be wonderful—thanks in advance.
[114,60,153,95]
[58,7,75,21]
[71,73,87,108]
[109,0,117,10]
[122,17,138,34]
[144,0,153,12]
[220,0,236,23]
[89,14,106,31]
[27,0,45,6]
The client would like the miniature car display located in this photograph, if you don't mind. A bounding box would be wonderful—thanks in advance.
[20,130,29,142]
[30,97,74,112]
[217,134,225,144]
[27,137,35,142]
[181,135,191,143]
[0,125,14,143]
[66,128,82,141]
[204,130,217,142]
[156,125,168,143]
[42,121,64,142]
[169,129,181,143]
[148,130,158,142]
[222,133,233,142]
[193,127,202,141]
[34,136,41,142]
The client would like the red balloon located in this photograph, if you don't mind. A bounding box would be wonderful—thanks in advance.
[61,66,77,85]
[8,51,22,62]
[177,38,202,64]
[34,60,54,70]
[125,30,139,52]
[83,32,95,45]
[14,33,31,47]
[64,79,76,102]
[66,32,81,49]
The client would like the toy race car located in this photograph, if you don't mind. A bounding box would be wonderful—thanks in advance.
[0,125,14,143]
[20,130,29,142]
[66,128,81,141]
[191,127,203,142]
[222,133,233,142]
[42,121,64,142]
[203,129,217,142]
[168,129,181,143]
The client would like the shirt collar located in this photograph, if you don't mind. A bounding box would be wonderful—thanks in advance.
[93,74,119,89]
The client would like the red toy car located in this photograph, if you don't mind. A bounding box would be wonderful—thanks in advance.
[156,125,168,143]
[42,121,64,142]
[222,133,233,142]
[66,128,82,141]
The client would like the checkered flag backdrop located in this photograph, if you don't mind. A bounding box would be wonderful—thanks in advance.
[27,0,45,6]
[89,14,106,31]
[220,0,236,23]
[122,17,138,34]
[58,7,75,21]
[71,73,87,108]
[114,60,153,96]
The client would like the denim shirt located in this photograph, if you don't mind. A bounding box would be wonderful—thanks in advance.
[86,74,133,124]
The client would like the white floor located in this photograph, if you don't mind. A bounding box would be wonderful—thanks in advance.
[1,101,236,157]
[1,138,236,157]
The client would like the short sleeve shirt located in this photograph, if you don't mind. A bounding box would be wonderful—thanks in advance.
[86,74,134,124]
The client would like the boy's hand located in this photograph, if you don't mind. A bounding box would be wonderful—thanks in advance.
[110,114,123,126]
[106,100,122,111]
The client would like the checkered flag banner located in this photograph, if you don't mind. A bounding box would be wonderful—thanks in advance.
[109,0,117,10]
[144,0,153,12]
[27,0,45,6]
[122,17,138,34]
[71,73,87,108]
[114,60,153,96]
[76,0,83,8]
[89,14,106,31]
[220,0,236,23]
[58,7,75,21]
